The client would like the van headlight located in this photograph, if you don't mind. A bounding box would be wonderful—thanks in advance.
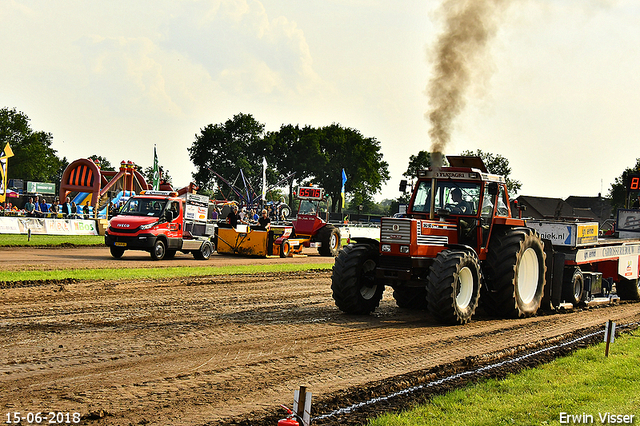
[140,222,156,230]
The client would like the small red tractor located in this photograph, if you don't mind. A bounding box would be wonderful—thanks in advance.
[290,186,341,257]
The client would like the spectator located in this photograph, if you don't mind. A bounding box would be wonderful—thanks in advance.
[70,201,78,219]
[61,197,72,217]
[39,198,49,216]
[227,205,240,228]
[257,209,271,231]
[24,197,36,217]
[50,199,60,215]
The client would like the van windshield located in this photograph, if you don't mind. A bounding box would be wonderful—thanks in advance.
[119,198,168,217]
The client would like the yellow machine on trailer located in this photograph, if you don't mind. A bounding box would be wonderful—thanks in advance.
[216,223,304,257]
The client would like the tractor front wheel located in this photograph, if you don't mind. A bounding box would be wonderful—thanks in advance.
[427,250,481,324]
[331,244,384,314]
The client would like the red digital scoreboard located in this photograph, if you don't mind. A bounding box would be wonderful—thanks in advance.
[627,174,640,192]
[297,186,324,200]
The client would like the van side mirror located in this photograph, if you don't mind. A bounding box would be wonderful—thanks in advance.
[399,180,408,193]
[165,210,174,222]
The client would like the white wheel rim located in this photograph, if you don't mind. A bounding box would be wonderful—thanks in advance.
[518,247,539,304]
[330,233,338,249]
[457,266,474,309]
[360,259,378,300]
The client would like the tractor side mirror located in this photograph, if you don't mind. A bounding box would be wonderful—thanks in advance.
[399,180,408,193]
[487,182,499,196]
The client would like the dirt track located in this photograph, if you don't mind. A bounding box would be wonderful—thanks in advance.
[1,247,640,425]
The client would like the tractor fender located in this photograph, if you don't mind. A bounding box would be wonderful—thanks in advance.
[347,236,379,249]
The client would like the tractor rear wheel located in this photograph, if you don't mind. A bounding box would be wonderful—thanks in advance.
[617,277,640,300]
[317,225,341,257]
[331,244,384,314]
[393,286,428,310]
[427,250,481,324]
[483,228,546,318]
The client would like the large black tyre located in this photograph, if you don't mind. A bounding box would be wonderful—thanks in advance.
[617,278,640,300]
[393,286,428,310]
[562,268,585,305]
[483,228,546,318]
[317,225,341,257]
[193,242,213,260]
[110,246,125,259]
[427,250,481,324]
[150,239,166,261]
[331,244,384,314]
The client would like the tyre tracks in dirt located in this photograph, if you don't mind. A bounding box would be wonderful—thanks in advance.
[1,266,640,425]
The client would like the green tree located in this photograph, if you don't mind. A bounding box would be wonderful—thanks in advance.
[0,107,66,185]
[143,166,173,187]
[608,158,640,210]
[88,155,115,171]
[189,113,266,201]
[460,149,522,195]
[264,124,320,206]
[312,124,390,212]
[403,151,449,178]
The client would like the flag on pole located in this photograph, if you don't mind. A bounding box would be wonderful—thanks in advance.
[262,157,267,202]
[0,143,14,203]
[152,146,160,190]
[341,168,347,209]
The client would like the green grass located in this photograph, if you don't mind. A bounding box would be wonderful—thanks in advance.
[370,329,640,426]
[0,262,333,282]
[0,234,104,246]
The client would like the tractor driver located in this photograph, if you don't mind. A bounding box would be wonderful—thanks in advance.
[451,188,473,214]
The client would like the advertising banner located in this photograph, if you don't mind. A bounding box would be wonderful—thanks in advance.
[0,217,99,235]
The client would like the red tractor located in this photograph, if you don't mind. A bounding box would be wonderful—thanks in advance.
[290,186,341,257]
[331,156,547,325]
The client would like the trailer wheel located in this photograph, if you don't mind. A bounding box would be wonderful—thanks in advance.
[427,250,481,324]
[151,239,166,261]
[331,244,384,314]
[193,242,213,260]
[484,228,546,318]
[280,239,291,258]
[110,246,125,259]
[393,286,428,310]
[562,268,584,305]
[617,278,640,301]
[317,225,341,257]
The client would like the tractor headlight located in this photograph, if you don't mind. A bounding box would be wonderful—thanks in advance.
[381,244,391,252]
[400,245,410,254]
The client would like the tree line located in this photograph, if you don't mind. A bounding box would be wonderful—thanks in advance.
[1,106,635,214]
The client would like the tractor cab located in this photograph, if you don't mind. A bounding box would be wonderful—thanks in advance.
[406,156,513,255]
[292,186,330,237]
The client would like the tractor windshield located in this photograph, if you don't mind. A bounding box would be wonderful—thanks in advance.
[411,180,481,216]
[119,197,168,217]
[298,200,318,215]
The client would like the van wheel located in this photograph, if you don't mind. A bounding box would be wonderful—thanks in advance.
[151,240,166,260]
[193,242,213,260]
[110,246,125,259]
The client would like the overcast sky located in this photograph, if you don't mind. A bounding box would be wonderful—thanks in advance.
[2,0,639,201]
